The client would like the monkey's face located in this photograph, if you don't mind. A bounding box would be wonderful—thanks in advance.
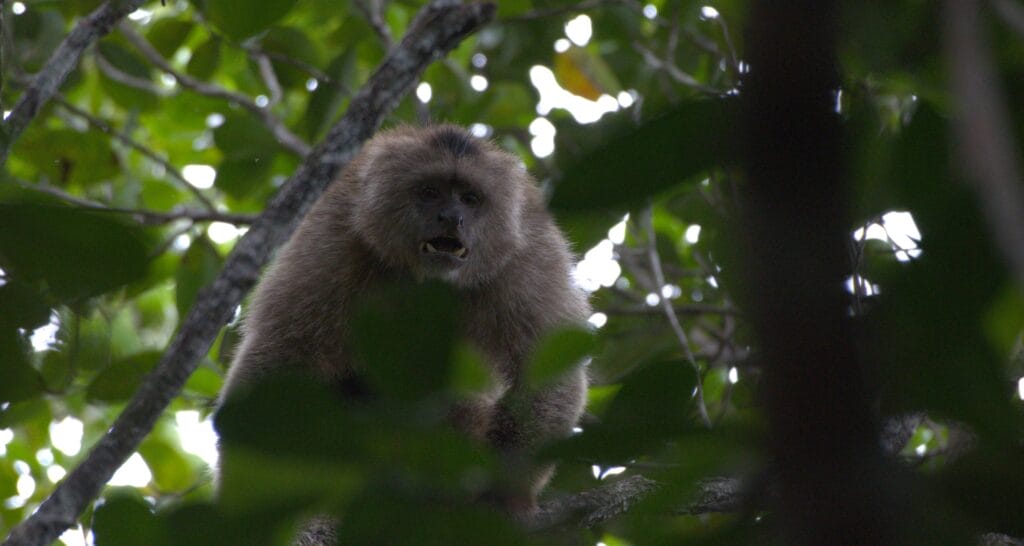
[352,126,527,285]
[410,176,478,273]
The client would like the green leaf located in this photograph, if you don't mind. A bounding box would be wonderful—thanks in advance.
[215,374,366,510]
[185,37,221,80]
[352,282,459,402]
[0,202,152,302]
[480,82,533,128]
[0,329,43,404]
[86,351,160,402]
[527,326,594,388]
[874,105,1017,441]
[548,359,698,463]
[0,460,17,499]
[40,350,74,392]
[92,494,164,546]
[213,110,280,160]
[184,366,223,398]
[97,40,160,111]
[12,127,120,187]
[448,343,492,395]
[257,26,322,89]
[204,0,300,40]
[146,18,194,58]
[140,178,188,211]
[303,50,357,140]
[161,502,284,546]
[10,7,65,71]
[0,397,51,428]
[494,0,531,16]
[0,281,51,330]
[554,46,621,101]
[214,156,273,201]
[175,237,223,319]
[68,311,113,372]
[139,437,197,492]
[340,491,525,546]
[551,98,740,212]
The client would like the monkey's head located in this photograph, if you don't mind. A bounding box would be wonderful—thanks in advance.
[350,125,529,286]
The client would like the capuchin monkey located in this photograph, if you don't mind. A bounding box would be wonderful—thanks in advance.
[218,125,589,530]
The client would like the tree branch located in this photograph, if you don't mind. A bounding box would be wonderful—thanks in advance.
[529,414,978,530]
[117,23,312,157]
[254,53,284,107]
[0,0,148,166]
[241,45,341,89]
[980,533,1024,546]
[944,0,1024,287]
[17,181,253,226]
[0,3,496,545]
[992,0,1024,39]
[534,471,1023,545]
[741,1,898,543]
[533,475,659,529]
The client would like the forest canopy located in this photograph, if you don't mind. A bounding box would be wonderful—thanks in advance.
[2,0,1024,545]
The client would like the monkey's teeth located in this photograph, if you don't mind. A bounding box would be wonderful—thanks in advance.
[455,247,467,258]
[425,242,438,253]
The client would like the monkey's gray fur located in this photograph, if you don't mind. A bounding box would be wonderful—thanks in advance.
[218,125,590,536]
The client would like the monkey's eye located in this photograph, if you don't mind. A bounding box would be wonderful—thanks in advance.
[460,192,481,206]
[418,186,441,200]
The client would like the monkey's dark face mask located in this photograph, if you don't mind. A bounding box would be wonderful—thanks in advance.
[408,180,482,276]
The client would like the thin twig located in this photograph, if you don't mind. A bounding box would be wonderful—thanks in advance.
[117,23,312,157]
[242,45,340,88]
[604,303,738,316]
[640,205,713,428]
[354,0,394,48]
[711,13,741,76]
[254,53,284,106]
[666,5,681,59]
[53,96,218,212]
[93,50,168,95]
[149,223,197,259]
[848,216,879,315]
[22,182,253,225]
[633,42,723,95]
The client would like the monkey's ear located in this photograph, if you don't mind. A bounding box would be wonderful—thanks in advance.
[350,280,460,402]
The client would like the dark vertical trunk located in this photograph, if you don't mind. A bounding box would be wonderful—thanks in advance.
[741,2,898,544]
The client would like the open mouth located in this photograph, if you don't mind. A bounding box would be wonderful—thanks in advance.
[420,236,468,259]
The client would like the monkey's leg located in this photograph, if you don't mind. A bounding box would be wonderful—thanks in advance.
[485,367,587,516]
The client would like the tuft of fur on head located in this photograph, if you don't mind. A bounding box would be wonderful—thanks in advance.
[348,125,528,286]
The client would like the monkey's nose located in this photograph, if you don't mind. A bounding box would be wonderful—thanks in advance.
[438,212,463,228]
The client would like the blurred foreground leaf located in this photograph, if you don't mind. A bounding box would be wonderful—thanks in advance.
[0,202,151,302]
